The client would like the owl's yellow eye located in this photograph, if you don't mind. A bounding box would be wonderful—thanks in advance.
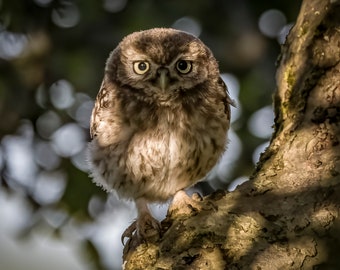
[176,60,192,74]
[133,61,150,75]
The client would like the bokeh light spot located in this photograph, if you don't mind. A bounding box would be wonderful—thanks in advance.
[103,0,127,13]
[67,93,93,129]
[252,141,270,164]
[277,23,294,44]
[259,9,287,38]
[0,191,34,234]
[71,148,89,172]
[1,122,37,190]
[248,106,274,139]
[51,123,86,157]
[88,196,106,219]
[33,170,66,205]
[36,110,62,139]
[49,80,75,110]
[52,2,80,28]
[34,141,61,170]
[172,17,201,37]
[209,129,242,186]
[0,31,27,60]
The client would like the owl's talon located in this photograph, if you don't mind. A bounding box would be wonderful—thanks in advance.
[121,220,137,245]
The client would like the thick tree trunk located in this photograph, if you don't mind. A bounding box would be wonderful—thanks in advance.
[123,0,340,269]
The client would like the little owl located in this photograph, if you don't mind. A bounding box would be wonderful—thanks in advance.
[88,28,233,247]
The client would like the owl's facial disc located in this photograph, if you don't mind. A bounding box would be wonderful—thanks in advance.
[156,67,169,91]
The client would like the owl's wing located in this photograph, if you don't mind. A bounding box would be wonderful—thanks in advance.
[90,78,115,139]
[218,77,236,119]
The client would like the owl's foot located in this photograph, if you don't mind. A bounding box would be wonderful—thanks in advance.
[122,199,161,258]
[122,213,161,246]
[138,211,161,241]
[122,212,161,242]
[169,190,214,217]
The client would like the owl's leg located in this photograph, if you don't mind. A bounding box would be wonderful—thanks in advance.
[122,198,160,247]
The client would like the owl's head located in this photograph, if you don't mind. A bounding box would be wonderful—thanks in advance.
[105,28,220,104]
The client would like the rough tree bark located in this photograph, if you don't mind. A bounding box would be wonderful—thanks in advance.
[123,0,340,269]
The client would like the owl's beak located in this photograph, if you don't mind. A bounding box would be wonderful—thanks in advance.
[157,68,170,91]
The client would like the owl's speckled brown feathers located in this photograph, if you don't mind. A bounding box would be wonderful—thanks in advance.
[88,28,233,245]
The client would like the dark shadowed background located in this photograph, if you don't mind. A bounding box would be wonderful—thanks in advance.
[0,0,300,269]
